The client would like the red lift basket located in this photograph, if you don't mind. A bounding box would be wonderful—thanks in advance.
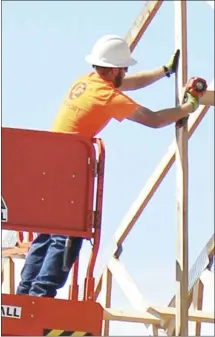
[1,127,105,336]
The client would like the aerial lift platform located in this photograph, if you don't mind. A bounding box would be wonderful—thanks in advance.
[1,127,105,336]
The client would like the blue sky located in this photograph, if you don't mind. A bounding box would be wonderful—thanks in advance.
[2,1,214,335]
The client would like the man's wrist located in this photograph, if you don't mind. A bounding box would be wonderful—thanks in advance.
[163,65,171,77]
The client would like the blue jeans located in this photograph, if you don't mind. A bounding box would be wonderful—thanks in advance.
[16,234,83,297]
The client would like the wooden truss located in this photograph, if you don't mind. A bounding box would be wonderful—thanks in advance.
[94,1,214,335]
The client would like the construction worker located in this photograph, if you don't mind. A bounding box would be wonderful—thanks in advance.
[16,35,201,298]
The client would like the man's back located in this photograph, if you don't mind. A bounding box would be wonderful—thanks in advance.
[51,72,139,138]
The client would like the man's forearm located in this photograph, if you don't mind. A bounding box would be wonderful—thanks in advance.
[120,66,166,91]
[154,103,193,127]
[127,103,193,128]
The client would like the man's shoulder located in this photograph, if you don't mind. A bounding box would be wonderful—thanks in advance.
[72,72,116,97]
[74,72,115,89]
[74,71,96,83]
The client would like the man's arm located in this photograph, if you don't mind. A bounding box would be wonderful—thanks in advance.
[120,67,166,91]
[127,102,194,128]
[120,49,180,92]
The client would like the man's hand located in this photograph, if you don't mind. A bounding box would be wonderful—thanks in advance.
[164,49,180,77]
[183,77,208,112]
[120,49,181,91]
[184,92,199,112]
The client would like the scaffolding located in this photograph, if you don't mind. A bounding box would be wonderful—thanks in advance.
[2,1,214,336]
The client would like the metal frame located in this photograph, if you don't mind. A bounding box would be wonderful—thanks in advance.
[2,129,106,303]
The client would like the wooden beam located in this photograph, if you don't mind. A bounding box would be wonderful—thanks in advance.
[189,280,204,336]
[199,89,215,106]
[103,308,160,325]
[154,306,215,324]
[2,257,15,294]
[125,0,164,51]
[101,268,112,336]
[152,325,160,336]
[103,307,215,325]
[174,0,189,335]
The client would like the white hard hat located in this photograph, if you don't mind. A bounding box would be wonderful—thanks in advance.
[85,35,137,68]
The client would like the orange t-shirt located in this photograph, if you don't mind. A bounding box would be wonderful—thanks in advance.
[51,72,140,138]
